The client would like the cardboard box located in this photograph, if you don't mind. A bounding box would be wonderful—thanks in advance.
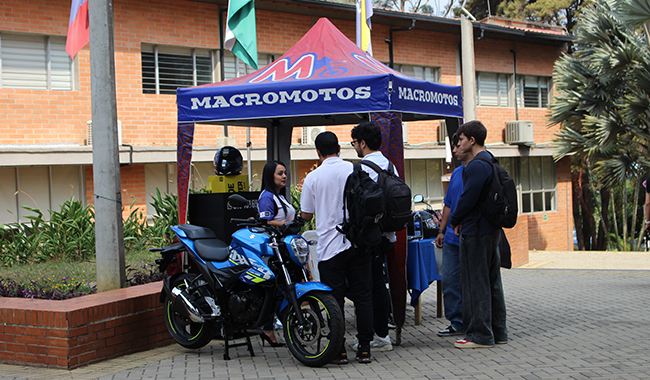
[207,175,249,193]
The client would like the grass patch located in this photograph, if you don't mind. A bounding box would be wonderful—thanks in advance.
[0,248,160,285]
[0,249,164,299]
[1,248,159,283]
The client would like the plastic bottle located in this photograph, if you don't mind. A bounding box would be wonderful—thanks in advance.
[413,212,422,238]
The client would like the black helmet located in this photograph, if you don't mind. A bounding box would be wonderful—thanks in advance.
[214,146,243,175]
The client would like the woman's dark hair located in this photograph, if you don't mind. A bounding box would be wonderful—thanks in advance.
[261,160,288,216]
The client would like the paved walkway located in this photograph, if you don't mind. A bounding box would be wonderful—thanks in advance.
[2,251,650,380]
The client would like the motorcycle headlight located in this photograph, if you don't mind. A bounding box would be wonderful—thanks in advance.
[288,236,310,265]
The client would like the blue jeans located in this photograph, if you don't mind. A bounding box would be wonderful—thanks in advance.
[441,242,463,332]
[459,230,507,345]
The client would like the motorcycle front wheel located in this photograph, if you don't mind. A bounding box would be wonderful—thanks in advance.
[164,273,217,349]
[282,291,344,367]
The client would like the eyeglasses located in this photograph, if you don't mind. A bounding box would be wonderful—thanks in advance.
[350,140,358,147]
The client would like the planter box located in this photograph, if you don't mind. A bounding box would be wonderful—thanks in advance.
[0,281,174,369]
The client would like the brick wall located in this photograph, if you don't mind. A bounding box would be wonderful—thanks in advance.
[506,214,529,267]
[85,164,148,219]
[0,282,172,369]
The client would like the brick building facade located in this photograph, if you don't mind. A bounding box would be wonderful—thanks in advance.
[0,0,573,259]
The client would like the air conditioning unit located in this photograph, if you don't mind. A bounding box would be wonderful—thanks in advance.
[302,126,326,145]
[505,120,534,145]
[86,120,122,146]
[438,120,448,144]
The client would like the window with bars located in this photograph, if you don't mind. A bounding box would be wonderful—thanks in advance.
[141,44,214,94]
[223,51,274,80]
[476,72,510,107]
[404,159,445,204]
[0,33,73,90]
[516,75,550,108]
[520,156,556,213]
[394,64,440,82]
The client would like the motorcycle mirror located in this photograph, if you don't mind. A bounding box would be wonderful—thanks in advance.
[413,194,424,203]
[228,194,249,207]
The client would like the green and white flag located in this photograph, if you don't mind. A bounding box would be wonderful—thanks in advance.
[225,0,258,70]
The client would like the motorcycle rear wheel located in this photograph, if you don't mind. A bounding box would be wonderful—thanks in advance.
[282,291,344,367]
[164,273,217,349]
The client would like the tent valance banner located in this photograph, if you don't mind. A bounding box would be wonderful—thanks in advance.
[177,18,462,127]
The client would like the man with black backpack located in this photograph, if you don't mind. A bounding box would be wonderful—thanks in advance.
[300,131,374,364]
[449,120,508,349]
[348,121,408,353]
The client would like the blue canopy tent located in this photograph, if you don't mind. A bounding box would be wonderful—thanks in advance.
[175,17,463,335]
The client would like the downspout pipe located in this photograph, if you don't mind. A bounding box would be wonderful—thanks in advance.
[510,45,519,120]
[219,8,229,137]
[386,19,416,69]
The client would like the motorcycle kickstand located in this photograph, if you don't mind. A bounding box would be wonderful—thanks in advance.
[223,330,255,360]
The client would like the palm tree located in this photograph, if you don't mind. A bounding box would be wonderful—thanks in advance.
[551,0,650,250]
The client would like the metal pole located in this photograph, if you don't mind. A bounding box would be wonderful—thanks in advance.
[460,16,477,121]
[89,0,125,291]
[246,127,252,190]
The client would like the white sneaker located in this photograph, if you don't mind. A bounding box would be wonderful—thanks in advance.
[353,333,393,352]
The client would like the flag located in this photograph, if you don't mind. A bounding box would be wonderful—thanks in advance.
[65,0,90,60]
[356,0,373,55]
[225,0,258,70]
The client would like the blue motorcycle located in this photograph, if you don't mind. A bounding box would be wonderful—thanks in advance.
[151,194,344,367]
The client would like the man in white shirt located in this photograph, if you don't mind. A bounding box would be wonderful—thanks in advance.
[349,121,396,352]
[300,131,374,364]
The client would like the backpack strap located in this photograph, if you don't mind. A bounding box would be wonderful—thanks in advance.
[360,160,383,174]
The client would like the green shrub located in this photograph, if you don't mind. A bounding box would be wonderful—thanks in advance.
[0,190,178,268]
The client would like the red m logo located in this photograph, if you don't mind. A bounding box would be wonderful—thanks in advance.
[250,54,316,83]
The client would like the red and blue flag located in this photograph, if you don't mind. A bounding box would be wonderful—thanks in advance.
[65,0,89,60]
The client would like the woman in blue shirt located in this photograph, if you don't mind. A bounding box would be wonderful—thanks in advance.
[257,161,296,346]
[258,161,295,226]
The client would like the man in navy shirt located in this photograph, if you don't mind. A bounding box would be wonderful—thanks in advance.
[449,121,507,349]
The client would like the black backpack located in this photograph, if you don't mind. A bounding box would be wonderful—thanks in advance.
[472,153,518,229]
[337,162,385,251]
[361,160,412,233]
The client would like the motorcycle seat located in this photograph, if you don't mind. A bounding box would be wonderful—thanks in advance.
[194,238,230,262]
[178,224,217,240]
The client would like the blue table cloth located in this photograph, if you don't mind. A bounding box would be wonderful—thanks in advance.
[407,238,442,307]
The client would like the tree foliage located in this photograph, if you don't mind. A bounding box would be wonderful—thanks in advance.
[551,0,650,250]
[374,0,439,14]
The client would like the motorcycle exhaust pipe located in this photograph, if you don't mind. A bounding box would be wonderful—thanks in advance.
[171,287,205,323]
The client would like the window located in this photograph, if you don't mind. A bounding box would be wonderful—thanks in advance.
[0,33,73,90]
[476,72,510,107]
[141,44,214,94]
[223,51,274,80]
[516,75,550,108]
[520,156,556,213]
[394,64,440,82]
[0,165,84,224]
[404,159,445,204]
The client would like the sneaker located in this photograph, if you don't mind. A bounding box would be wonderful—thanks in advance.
[454,339,494,349]
[496,340,508,345]
[356,344,372,364]
[330,351,349,365]
[387,315,397,329]
[353,334,393,352]
[437,325,464,337]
